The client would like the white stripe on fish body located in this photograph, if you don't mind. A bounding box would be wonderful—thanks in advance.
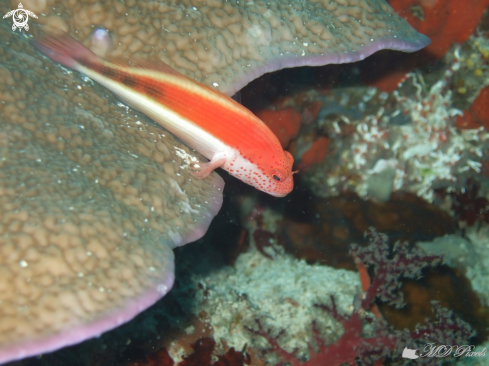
[74,63,268,186]
[94,60,250,119]
[75,63,231,162]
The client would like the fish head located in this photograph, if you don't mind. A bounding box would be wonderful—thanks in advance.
[261,150,294,197]
[226,148,295,197]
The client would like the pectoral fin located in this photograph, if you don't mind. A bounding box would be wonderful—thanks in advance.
[190,153,227,179]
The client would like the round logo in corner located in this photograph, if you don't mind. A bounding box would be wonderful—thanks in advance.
[3,3,38,32]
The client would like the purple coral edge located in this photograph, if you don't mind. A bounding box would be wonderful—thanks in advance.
[0,266,175,365]
[222,35,431,96]
[170,173,225,248]
[0,175,225,365]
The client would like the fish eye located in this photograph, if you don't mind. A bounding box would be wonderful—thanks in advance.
[269,168,286,182]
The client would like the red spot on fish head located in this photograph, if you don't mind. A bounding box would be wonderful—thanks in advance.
[231,148,294,197]
[260,150,294,197]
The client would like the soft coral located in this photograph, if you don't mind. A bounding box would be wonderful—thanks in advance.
[450,179,489,227]
[249,229,474,365]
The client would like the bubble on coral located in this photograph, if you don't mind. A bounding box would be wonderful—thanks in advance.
[88,27,112,57]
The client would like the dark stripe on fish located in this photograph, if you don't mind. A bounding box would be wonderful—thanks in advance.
[78,58,163,99]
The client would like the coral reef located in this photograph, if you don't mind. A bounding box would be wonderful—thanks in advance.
[389,0,489,58]
[0,23,223,364]
[3,199,363,366]
[361,0,489,91]
[127,338,249,366]
[0,0,435,359]
[254,108,302,149]
[2,0,488,364]
[0,0,429,96]
[457,86,489,129]
[378,265,489,345]
[155,240,360,365]
[449,179,489,227]
[299,136,330,168]
[466,226,489,308]
[279,190,455,269]
[247,187,489,343]
[451,35,489,109]
[248,12,489,203]
[419,226,489,362]
[305,44,489,202]
[250,230,474,365]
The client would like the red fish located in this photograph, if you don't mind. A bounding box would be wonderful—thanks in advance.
[33,33,295,197]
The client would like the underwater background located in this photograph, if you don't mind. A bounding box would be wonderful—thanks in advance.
[1,0,489,365]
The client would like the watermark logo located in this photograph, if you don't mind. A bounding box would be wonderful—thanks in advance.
[402,344,486,360]
[3,3,38,32]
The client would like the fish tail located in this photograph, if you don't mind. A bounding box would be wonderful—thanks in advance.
[32,32,97,69]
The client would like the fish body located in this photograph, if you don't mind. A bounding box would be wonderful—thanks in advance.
[33,33,294,197]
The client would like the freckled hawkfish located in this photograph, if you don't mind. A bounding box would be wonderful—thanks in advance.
[33,33,295,197]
